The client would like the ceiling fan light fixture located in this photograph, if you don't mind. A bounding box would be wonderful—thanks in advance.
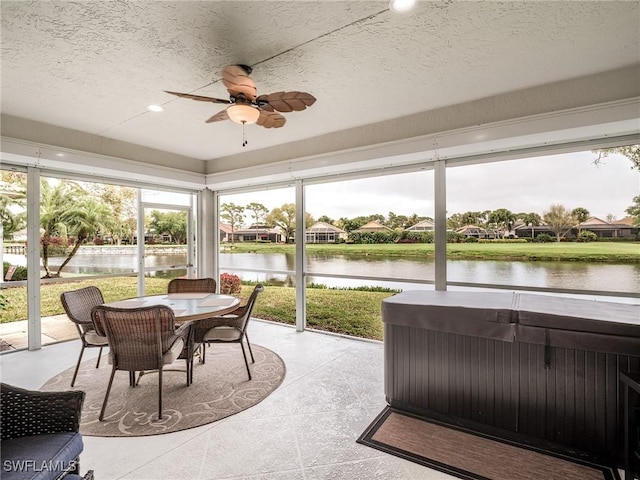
[389,0,417,13]
[227,104,260,125]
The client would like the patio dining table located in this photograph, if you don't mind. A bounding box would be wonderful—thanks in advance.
[103,292,241,322]
[101,292,242,385]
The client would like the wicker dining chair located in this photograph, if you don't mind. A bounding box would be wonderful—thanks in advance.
[167,278,217,384]
[167,277,217,294]
[91,305,192,421]
[193,284,264,381]
[60,286,109,387]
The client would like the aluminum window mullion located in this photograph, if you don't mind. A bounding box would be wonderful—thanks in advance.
[434,160,447,291]
[295,180,306,332]
[136,189,145,296]
[26,167,41,350]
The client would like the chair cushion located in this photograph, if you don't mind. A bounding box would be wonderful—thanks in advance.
[203,326,241,341]
[1,432,83,480]
[163,338,184,364]
[84,331,108,346]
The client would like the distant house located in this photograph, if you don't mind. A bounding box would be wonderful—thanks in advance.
[405,219,435,231]
[456,225,498,239]
[306,222,347,244]
[219,223,234,243]
[513,222,555,239]
[229,224,283,243]
[353,221,393,233]
[577,216,638,239]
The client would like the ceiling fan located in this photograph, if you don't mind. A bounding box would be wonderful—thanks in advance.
[165,64,316,130]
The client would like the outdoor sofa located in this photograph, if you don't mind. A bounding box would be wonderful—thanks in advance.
[1,383,92,480]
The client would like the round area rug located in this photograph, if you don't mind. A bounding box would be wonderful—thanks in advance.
[41,344,286,437]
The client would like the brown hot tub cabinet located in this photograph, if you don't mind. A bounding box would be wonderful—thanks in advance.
[382,291,640,465]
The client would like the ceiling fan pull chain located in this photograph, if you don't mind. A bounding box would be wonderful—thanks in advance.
[242,121,248,147]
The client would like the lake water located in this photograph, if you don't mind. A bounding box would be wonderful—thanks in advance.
[5,251,639,295]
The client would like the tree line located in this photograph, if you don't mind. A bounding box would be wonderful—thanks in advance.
[222,198,640,244]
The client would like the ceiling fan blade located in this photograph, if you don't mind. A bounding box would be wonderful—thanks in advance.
[164,90,230,104]
[205,109,229,123]
[256,110,286,129]
[222,65,257,101]
[256,91,316,113]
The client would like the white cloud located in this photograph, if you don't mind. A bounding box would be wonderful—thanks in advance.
[220,150,639,222]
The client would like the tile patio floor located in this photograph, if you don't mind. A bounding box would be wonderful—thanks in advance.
[0,319,455,480]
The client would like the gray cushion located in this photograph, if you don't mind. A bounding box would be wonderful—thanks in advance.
[84,331,108,346]
[1,432,83,480]
[164,338,184,363]
[203,326,241,341]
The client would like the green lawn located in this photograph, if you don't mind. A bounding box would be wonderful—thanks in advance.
[0,279,390,340]
[0,277,170,325]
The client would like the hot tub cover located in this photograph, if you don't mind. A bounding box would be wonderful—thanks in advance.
[382,291,640,354]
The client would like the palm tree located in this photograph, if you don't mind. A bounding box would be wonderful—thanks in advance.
[572,207,590,233]
[54,198,114,276]
[1,179,26,240]
[40,180,114,277]
[488,208,517,238]
[520,212,542,239]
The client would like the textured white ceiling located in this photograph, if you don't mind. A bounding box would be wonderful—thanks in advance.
[1,1,639,163]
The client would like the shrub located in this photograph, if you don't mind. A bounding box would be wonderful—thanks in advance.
[40,235,68,256]
[404,231,434,243]
[464,236,479,243]
[447,231,466,243]
[2,262,27,281]
[347,231,400,244]
[535,233,554,243]
[577,231,598,242]
[220,272,242,295]
[12,266,28,281]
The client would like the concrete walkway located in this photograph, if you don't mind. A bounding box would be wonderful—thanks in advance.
[0,314,78,350]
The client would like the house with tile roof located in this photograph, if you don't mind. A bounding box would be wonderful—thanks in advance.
[577,216,638,239]
[219,223,234,243]
[353,221,393,233]
[405,219,435,231]
[305,222,347,244]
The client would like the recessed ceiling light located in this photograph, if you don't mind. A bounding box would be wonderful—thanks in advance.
[147,104,164,112]
[390,0,417,13]
[55,153,65,157]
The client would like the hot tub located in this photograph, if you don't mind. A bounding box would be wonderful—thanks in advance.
[382,291,640,463]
